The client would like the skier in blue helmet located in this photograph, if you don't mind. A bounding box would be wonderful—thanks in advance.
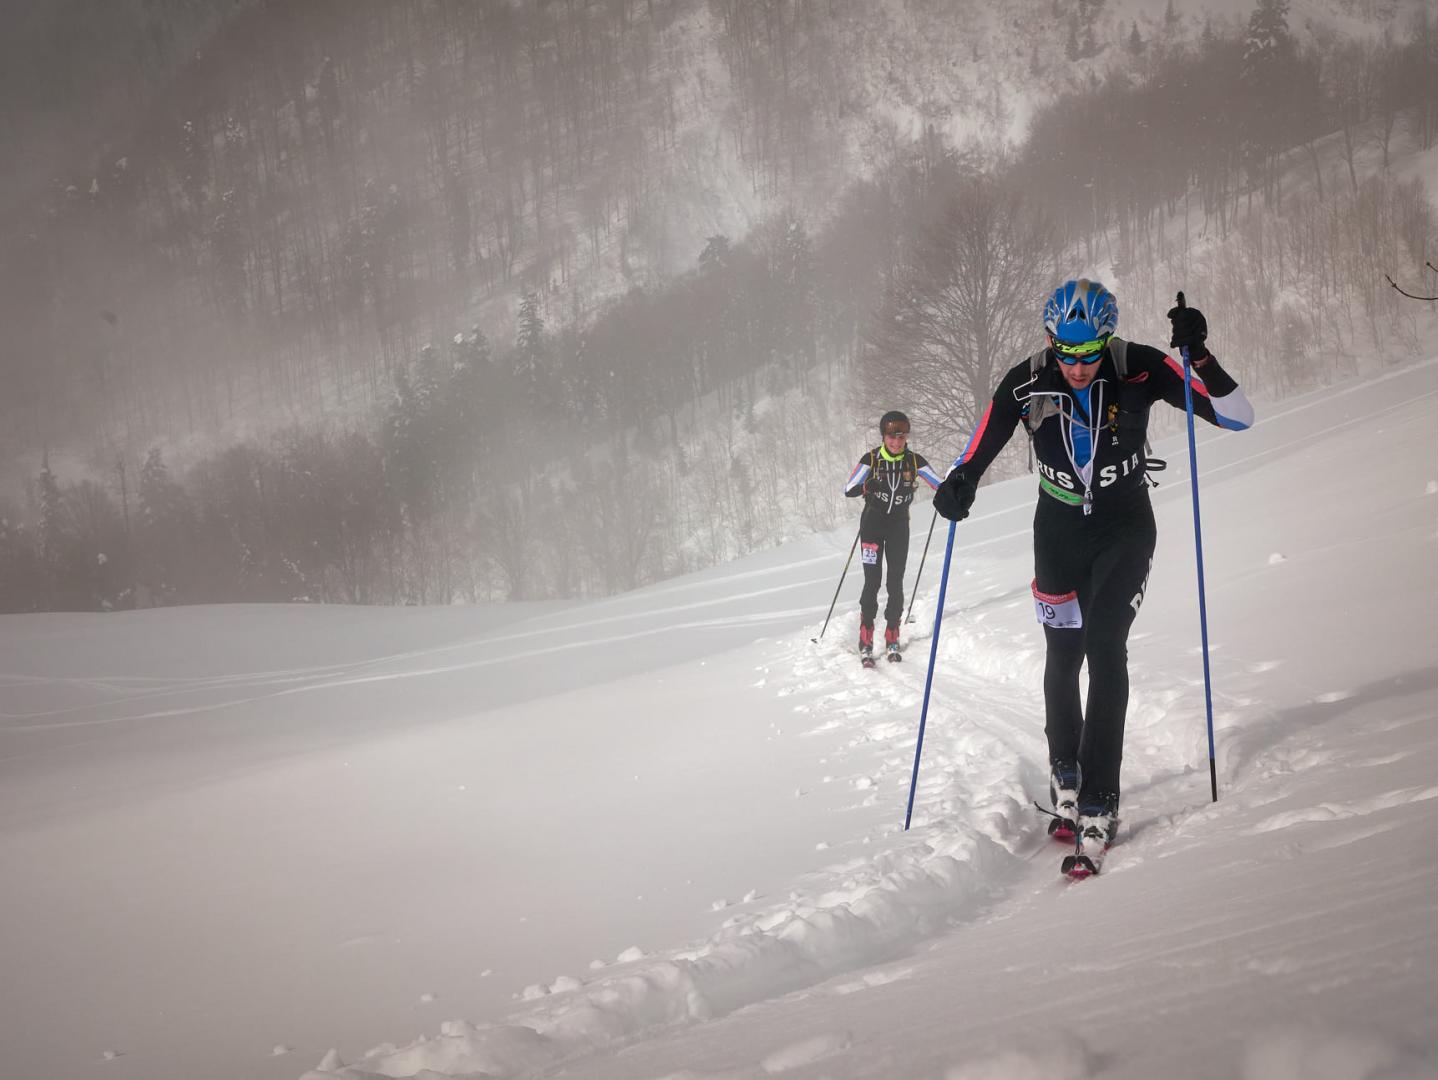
[932,279,1254,876]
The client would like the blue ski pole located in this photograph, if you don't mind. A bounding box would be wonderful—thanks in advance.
[904,519,956,830]
[1176,290,1219,803]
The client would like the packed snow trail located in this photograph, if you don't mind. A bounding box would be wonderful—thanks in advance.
[291,360,1438,1079]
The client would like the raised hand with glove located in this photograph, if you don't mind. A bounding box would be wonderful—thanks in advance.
[933,469,976,522]
[1166,291,1210,365]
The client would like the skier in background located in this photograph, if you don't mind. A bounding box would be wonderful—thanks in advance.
[843,410,942,667]
[932,280,1254,876]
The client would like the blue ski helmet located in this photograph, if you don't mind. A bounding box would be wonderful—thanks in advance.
[1043,279,1119,344]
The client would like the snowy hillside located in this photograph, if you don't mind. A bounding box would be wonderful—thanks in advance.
[3,357,1436,1079]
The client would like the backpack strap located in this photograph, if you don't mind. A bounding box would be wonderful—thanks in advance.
[1109,337,1145,457]
[1022,349,1052,439]
[1022,339,1133,472]
[1107,337,1164,479]
[1019,349,1044,472]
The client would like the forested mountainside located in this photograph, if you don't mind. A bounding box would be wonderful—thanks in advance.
[0,0,255,205]
[1,0,1018,460]
[2,0,1435,612]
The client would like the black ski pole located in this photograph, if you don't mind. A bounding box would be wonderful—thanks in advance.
[812,526,862,643]
[904,507,939,624]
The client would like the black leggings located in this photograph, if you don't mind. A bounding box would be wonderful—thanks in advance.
[859,512,909,627]
[1033,494,1156,808]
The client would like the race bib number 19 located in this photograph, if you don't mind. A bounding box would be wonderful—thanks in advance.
[1032,581,1082,629]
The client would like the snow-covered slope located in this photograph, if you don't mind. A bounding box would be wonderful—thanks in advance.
[2,359,1437,1080]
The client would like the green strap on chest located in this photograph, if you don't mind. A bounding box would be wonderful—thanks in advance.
[1039,476,1084,505]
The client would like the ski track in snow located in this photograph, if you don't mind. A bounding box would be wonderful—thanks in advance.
[0,576,835,731]
[291,581,1270,1079]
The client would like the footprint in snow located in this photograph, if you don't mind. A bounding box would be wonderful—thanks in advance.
[1250,786,1438,835]
[832,967,915,994]
[1354,752,1410,767]
[760,1031,852,1073]
[1302,819,1404,852]
[943,1041,1096,1079]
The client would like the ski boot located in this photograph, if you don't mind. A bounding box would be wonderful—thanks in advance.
[1061,797,1119,879]
[859,622,876,669]
[884,624,902,663]
[1044,764,1080,842]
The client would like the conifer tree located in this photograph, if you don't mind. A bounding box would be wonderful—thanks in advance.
[514,288,548,412]
[0,512,42,612]
[37,456,65,606]
[138,447,195,602]
[1240,0,1299,200]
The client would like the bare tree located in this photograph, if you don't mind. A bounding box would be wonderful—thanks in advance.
[1385,262,1438,302]
[865,177,1061,452]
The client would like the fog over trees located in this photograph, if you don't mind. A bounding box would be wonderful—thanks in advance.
[2,0,1435,612]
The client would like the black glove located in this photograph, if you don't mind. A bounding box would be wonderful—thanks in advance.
[1166,292,1209,363]
[934,470,977,522]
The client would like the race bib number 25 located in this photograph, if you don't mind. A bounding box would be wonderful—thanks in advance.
[861,541,880,566]
[1032,581,1082,629]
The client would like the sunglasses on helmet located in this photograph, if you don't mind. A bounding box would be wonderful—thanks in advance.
[1050,333,1110,364]
[883,427,909,438]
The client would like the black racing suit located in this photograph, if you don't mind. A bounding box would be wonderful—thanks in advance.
[844,448,941,631]
[950,342,1253,810]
